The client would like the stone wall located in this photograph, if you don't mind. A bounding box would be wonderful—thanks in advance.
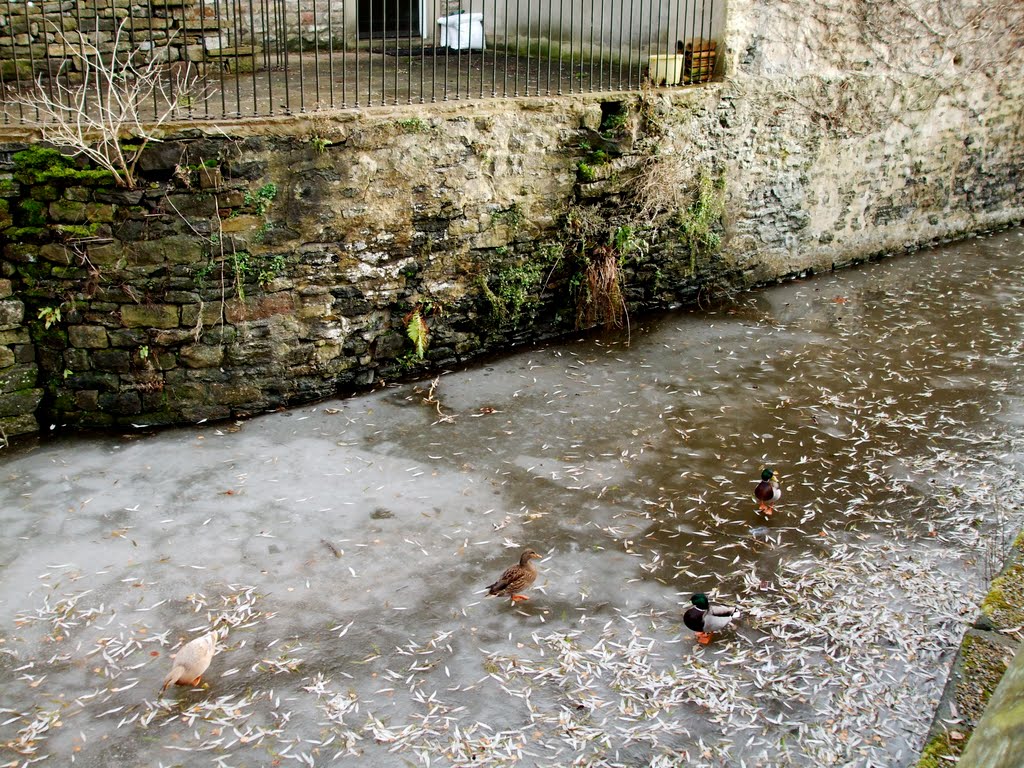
[1,0,1022,441]
[0,0,241,80]
[0,0,339,79]
[0,275,40,441]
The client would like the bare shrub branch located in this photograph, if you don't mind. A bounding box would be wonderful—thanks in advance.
[6,19,207,188]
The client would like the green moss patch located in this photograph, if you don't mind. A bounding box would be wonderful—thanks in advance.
[12,146,114,187]
[3,226,48,241]
[981,564,1024,628]
[924,631,1020,768]
[18,199,47,227]
[917,730,965,768]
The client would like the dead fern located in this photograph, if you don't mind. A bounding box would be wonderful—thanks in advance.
[576,245,626,331]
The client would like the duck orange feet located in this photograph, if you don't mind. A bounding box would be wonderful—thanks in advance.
[696,632,713,645]
[510,594,530,603]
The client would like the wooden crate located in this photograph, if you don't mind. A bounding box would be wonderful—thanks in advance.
[677,38,717,84]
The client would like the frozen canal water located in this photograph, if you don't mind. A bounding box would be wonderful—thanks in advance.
[2,228,1023,767]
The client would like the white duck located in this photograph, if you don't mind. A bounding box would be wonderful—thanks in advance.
[160,629,221,695]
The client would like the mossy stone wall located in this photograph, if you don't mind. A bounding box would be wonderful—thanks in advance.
[0,274,41,439]
[1,0,1023,441]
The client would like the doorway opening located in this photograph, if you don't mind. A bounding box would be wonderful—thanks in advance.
[357,0,422,39]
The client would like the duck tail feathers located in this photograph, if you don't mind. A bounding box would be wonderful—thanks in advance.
[160,664,185,695]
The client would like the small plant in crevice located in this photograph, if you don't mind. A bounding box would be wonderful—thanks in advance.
[173,162,195,189]
[257,254,286,287]
[575,140,613,184]
[308,116,345,154]
[193,259,216,289]
[193,237,282,311]
[403,301,443,361]
[491,203,524,231]
[612,225,648,263]
[675,170,726,275]
[231,251,251,301]
[244,183,278,216]
[172,157,219,190]
[37,305,63,329]
[404,305,430,360]
[396,117,429,134]
[226,251,287,301]
[479,256,548,328]
[599,102,630,137]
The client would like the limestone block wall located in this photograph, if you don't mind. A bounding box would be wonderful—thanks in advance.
[0,0,1022,441]
[718,0,1024,281]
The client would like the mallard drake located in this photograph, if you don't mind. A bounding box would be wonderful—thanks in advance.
[754,467,782,515]
[683,593,738,644]
[160,629,220,695]
[487,549,542,603]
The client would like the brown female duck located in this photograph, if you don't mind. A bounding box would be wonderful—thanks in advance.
[487,549,542,603]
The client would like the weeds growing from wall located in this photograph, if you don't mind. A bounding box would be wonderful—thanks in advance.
[37,305,62,329]
[480,256,549,328]
[490,203,525,231]
[675,171,725,275]
[244,183,279,216]
[577,245,625,329]
[396,118,429,134]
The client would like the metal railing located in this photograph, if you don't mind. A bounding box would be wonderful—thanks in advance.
[0,0,719,124]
